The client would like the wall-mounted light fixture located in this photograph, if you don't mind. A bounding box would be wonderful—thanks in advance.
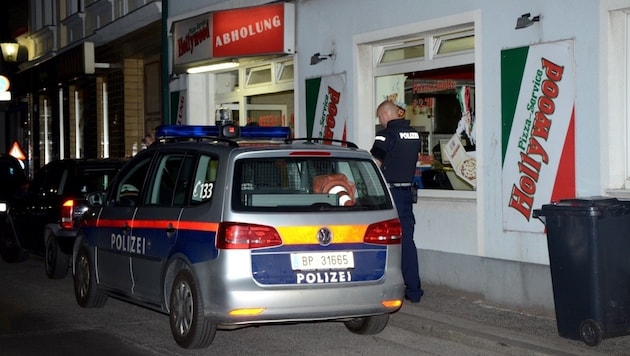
[310,52,335,65]
[515,13,540,30]
[0,42,20,62]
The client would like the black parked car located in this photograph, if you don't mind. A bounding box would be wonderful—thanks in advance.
[0,153,28,201]
[0,158,126,278]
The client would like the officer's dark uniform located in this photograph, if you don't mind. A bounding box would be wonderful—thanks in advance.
[370,119,424,302]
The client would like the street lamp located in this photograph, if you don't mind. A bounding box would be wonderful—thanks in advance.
[0,42,19,62]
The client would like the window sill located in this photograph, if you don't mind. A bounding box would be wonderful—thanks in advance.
[418,189,476,201]
[604,189,630,200]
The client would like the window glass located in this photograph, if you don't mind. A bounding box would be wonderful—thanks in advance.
[380,41,425,65]
[173,155,196,206]
[112,155,152,207]
[278,62,294,82]
[434,30,474,56]
[145,154,187,206]
[33,163,65,196]
[375,64,475,191]
[246,65,272,87]
[191,155,218,205]
[77,167,119,195]
[233,158,391,211]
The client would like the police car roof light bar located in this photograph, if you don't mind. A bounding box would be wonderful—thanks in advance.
[155,125,291,140]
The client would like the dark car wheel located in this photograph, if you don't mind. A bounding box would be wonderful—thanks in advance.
[0,219,28,263]
[73,245,107,308]
[344,314,390,335]
[169,268,216,349]
[45,231,70,279]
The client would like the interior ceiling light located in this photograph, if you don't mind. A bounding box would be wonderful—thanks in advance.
[187,61,238,74]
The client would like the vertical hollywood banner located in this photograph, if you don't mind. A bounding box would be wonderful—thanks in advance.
[305,73,347,142]
[501,40,576,233]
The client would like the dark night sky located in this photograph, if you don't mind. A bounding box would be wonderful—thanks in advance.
[0,3,28,41]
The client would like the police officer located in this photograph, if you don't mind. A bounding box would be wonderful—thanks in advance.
[370,100,423,303]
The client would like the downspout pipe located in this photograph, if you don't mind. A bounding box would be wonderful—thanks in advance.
[161,0,170,125]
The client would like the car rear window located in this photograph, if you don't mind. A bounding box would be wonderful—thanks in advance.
[232,158,392,212]
[78,167,120,195]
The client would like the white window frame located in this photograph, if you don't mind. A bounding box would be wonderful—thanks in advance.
[605,8,630,195]
[353,12,479,199]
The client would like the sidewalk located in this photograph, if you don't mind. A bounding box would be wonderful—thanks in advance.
[397,284,630,355]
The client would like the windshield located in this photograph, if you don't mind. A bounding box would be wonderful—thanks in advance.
[232,157,392,212]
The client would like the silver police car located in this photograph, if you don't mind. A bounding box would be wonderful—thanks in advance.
[73,124,404,349]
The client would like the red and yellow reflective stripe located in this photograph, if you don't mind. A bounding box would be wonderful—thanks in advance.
[96,219,219,232]
[94,219,365,244]
[276,225,367,245]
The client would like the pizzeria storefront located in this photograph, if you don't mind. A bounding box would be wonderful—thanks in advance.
[290,0,628,314]
[169,2,295,129]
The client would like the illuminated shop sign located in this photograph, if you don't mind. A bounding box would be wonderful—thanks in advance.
[173,3,295,66]
[0,75,10,101]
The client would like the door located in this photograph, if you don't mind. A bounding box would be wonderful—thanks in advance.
[130,152,195,303]
[95,152,153,294]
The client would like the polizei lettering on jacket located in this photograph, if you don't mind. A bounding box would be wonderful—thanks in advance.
[296,271,352,284]
[399,132,420,139]
[111,233,147,255]
[508,58,563,220]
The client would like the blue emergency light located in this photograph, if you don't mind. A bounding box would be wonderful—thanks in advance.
[155,124,291,140]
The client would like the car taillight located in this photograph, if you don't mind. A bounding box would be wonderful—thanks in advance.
[60,199,74,229]
[216,222,282,249]
[363,219,402,245]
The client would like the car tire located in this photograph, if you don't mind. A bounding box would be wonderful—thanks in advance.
[169,268,216,349]
[45,231,70,279]
[0,218,28,263]
[73,245,107,308]
[344,314,390,335]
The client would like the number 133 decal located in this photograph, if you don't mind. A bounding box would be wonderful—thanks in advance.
[194,181,214,200]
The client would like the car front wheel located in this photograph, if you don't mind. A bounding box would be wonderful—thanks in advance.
[73,245,107,308]
[169,268,216,349]
[45,231,69,279]
[344,314,390,335]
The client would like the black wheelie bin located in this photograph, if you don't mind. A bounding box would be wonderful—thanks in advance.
[533,197,630,346]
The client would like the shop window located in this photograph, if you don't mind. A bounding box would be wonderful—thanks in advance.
[373,25,475,191]
[39,96,54,165]
[277,61,294,82]
[246,65,272,87]
[379,40,425,65]
[376,70,475,191]
[433,29,474,57]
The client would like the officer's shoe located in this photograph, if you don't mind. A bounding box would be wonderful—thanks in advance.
[404,295,421,303]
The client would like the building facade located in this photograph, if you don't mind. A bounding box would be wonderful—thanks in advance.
[12,0,630,313]
[168,0,630,313]
[17,0,163,174]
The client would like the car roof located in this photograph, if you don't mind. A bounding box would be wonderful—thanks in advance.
[43,158,128,168]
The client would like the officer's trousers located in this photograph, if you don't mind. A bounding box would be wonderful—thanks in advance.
[390,188,423,302]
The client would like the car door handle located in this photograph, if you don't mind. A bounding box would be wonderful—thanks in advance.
[165,222,176,239]
[122,222,131,234]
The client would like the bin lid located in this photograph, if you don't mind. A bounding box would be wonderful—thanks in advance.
[533,196,629,218]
